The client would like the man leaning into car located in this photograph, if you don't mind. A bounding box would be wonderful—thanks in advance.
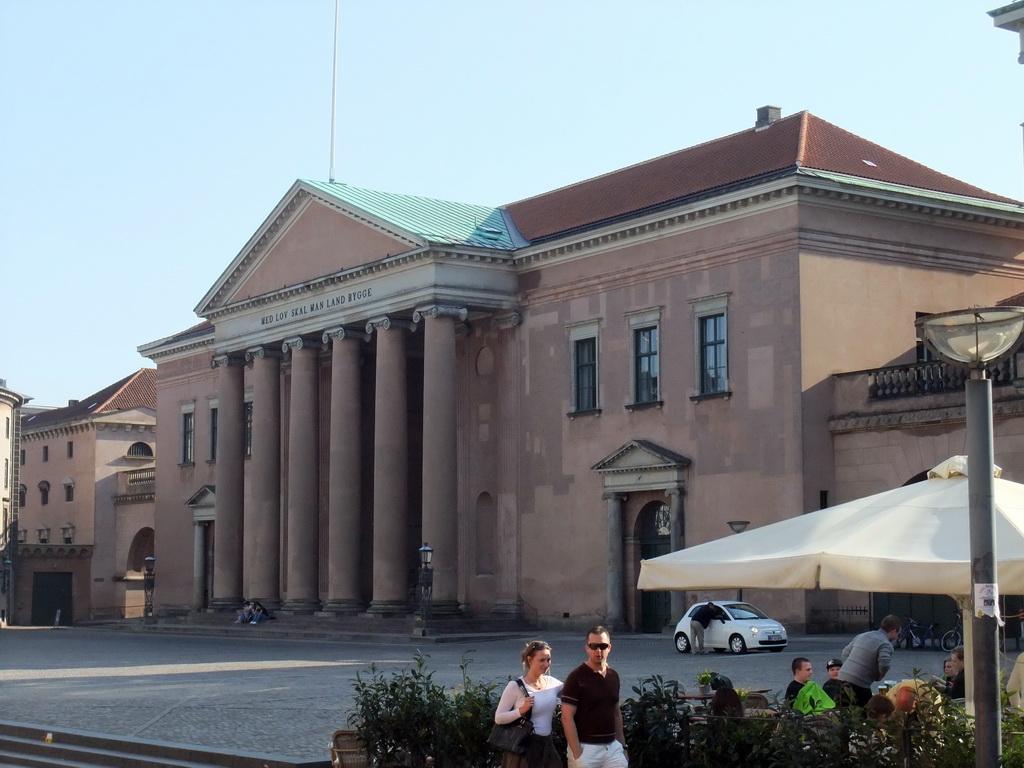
[689,601,726,654]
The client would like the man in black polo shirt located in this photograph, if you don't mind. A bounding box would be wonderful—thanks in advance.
[561,626,628,768]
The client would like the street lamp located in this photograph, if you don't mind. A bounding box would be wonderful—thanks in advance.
[417,543,434,635]
[917,306,1024,768]
[727,521,750,600]
[143,556,155,621]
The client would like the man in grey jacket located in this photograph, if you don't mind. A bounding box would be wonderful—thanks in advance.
[837,614,902,707]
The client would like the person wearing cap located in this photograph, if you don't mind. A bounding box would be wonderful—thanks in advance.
[822,657,852,706]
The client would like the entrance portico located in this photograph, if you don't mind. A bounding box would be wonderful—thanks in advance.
[172,181,520,617]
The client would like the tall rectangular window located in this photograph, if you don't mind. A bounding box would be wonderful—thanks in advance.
[244,402,254,458]
[42,445,49,462]
[690,293,730,398]
[67,440,74,459]
[209,407,218,462]
[181,411,195,464]
[574,338,598,412]
[633,326,660,404]
[64,483,74,502]
[699,314,727,394]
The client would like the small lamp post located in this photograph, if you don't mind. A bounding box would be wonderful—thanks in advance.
[417,543,434,635]
[727,521,750,600]
[143,556,156,621]
[917,306,1024,768]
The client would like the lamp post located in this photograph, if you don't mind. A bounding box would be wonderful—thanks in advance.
[727,521,750,601]
[417,543,433,635]
[143,556,155,621]
[917,306,1024,768]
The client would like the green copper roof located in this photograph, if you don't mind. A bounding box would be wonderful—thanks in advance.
[301,179,518,250]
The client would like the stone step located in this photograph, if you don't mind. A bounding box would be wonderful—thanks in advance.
[0,722,328,768]
[79,612,533,644]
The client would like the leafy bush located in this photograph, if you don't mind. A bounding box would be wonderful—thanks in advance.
[621,675,688,768]
[349,652,501,768]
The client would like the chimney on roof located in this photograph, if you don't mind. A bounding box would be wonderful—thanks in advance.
[68,399,79,407]
[755,105,781,130]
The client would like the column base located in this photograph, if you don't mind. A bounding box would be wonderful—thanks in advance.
[319,599,365,616]
[280,598,321,614]
[490,598,524,618]
[209,597,243,613]
[250,598,282,612]
[364,599,411,617]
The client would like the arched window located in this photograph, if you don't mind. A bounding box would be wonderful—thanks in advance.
[127,442,154,458]
[18,484,26,507]
[127,527,155,572]
[38,481,50,506]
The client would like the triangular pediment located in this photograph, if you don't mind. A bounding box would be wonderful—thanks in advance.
[592,440,691,474]
[197,181,424,314]
[185,485,216,508]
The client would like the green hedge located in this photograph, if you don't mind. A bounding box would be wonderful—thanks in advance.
[348,657,1024,768]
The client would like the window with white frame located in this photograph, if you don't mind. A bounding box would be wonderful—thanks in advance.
[626,308,662,406]
[690,293,730,396]
[568,320,601,414]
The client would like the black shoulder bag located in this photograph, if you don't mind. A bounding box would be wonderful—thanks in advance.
[487,678,534,754]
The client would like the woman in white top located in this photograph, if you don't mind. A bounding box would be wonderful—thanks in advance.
[494,640,564,768]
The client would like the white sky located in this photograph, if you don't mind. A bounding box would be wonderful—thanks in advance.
[1,1,1021,407]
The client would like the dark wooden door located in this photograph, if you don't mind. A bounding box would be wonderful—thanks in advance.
[31,571,73,626]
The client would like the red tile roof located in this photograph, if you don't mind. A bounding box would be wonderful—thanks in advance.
[504,111,1019,242]
[23,368,156,430]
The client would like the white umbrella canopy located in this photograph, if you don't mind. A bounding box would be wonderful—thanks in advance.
[638,456,1024,595]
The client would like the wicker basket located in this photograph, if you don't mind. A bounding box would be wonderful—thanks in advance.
[331,730,369,768]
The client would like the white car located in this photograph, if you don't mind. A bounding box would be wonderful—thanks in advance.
[673,601,787,654]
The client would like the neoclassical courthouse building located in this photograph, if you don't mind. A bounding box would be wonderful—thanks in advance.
[139,107,1024,632]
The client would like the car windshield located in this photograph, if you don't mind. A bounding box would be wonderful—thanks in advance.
[726,603,768,620]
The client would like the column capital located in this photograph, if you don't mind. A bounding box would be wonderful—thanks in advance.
[602,491,627,502]
[412,305,468,323]
[365,316,417,335]
[282,336,326,355]
[665,485,685,498]
[323,326,370,344]
[245,346,283,364]
[491,311,522,330]
[210,353,246,370]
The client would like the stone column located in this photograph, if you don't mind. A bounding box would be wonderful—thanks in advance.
[491,312,523,617]
[322,327,367,614]
[604,492,626,627]
[210,353,245,611]
[281,337,322,613]
[666,485,685,621]
[246,346,282,608]
[365,316,413,616]
[414,305,466,616]
[192,521,206,611]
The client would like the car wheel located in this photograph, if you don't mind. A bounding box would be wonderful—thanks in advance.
[729,634,747,654]
[674,633,691,654]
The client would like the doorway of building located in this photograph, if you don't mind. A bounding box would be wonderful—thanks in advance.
[639,501,672,633]
[31,571,72,626]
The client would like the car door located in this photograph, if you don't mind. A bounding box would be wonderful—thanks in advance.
[705,606,732,648]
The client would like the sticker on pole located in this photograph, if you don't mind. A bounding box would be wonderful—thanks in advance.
[975,583,999,619]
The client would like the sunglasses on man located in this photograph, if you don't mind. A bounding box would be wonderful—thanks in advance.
[587,642,610,651]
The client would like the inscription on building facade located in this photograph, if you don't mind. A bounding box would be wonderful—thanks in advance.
[260,287,373,327]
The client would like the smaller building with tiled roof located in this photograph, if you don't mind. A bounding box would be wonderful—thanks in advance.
[15,368,156,626]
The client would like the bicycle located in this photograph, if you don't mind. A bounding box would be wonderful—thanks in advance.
[941,612,963,652]
[895,615,939,649]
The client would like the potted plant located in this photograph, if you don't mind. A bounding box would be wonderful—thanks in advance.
[696,669,714,695]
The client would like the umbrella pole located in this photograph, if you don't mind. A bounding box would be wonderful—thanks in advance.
[966,375,1001,768]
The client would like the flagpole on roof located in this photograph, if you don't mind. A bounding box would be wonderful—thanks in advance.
[328,0,340,183]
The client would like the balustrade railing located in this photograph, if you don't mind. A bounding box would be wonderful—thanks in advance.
[125,468,155,486]
[868,357,1017,400]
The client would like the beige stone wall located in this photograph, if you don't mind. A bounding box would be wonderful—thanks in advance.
[152,349,220,612]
